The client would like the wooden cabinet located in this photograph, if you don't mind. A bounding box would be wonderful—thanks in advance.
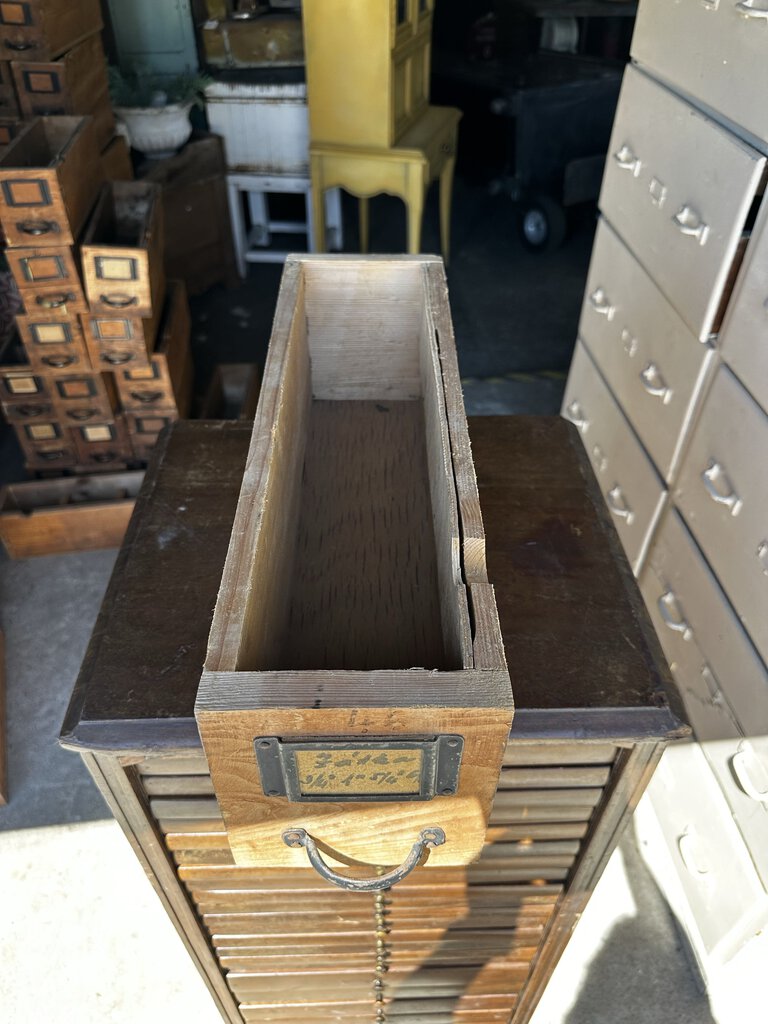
[0,0,102,61]
[60,415,684,1024]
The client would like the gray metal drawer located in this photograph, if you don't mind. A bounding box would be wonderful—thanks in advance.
[720,199,768,417]
[632,0,768,147]
[562,340,666,574]
[674,366,768,666]
[600,65,765,341]
[580,218,715,482]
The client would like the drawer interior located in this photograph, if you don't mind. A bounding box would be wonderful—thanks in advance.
[0,114,80,169]
[84,180,155,249]
[236,260,466,673]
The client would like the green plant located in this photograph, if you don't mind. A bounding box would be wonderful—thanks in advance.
[108,66,213,109]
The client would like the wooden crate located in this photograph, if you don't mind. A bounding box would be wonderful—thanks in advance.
[0,0,102,62]
[196,256,513,871]
[11,32,113,149]
[0,115,103,246]
[113,279,191,414]
[60,415,686,1024]
[17,312,91,373]
[80,181,164,316]
[0,469,142,557]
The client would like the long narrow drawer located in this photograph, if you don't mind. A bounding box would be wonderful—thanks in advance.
[643,742,768,967]
[641,510,768,889]
[562,340,666,573]
[632,0,768,146]
[579,218,714,481]
[719,199,768,416]
[600,64,765,341]
[673,365,768,666]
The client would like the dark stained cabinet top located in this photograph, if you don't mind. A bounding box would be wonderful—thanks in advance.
[61,417,686,753]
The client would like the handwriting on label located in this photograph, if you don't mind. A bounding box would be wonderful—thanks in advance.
[294,748,423,796]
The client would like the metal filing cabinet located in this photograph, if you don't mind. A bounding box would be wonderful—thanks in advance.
[563,0,768,990]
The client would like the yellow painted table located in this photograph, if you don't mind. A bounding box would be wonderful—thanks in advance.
[310,105,461,260]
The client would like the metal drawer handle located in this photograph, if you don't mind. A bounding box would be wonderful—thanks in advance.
[91,451,118,464]
[673,205,710,245]
[677,830,710,877]
[101,352,133,365]
[613,143,642,176]
[758,540,768,576]
[606,484,634,524]
[17,404,45,418]
[17,219,57,236]
[731,746,768,802]
[36,292,74,309]
[639,363,673,404]
[129,390,163,404]
[588,287,615,319]
[735,0,768,19]
[283,827,446,892]
[42,354,75,368]
[701,460,742,515]
[566,400,588,433]
[621,328,638,357]
[658,590,693,641]
[66,409,98,421]
[4,40,33,52]
[99,293,138,309]
[38,449,66,461]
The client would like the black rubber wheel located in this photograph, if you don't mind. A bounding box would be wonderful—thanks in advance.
[519,195,567,253]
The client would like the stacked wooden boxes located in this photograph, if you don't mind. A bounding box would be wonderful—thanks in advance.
[0,117,192,472]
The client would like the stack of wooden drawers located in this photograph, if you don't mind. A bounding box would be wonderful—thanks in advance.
[562,0,768,990]
[0,0,130,176]
[0,118,192,473]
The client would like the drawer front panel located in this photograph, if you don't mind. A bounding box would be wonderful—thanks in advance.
[719,199,768,416]
[0,365,48,402]
[580,219,715,480]
[600,65,765,341]
[18,315,91,374]
[71,417,130,469]
[646,742,768,962]
[6,244,81,294]
[1,396,53,421]
[51,370,116,423]
[115,356,175,411]
[674,365,768,665]
[0,0,102,61]
[632,0,768,144]
[562,340,666,573]
[17,432,76,468]
[81,308,160,363]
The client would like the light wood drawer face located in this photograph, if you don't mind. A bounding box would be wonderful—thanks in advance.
[600,65,765,341]
[0,0,102,61]
[580,219,715,481]
[0,366,48,402]
[17,315,91,374]
[719,199,768,416]
[71,418,129,469]
[632,0,768,145]
[563,340,666,573]
[51,371,116,424]
[674,365,768,665]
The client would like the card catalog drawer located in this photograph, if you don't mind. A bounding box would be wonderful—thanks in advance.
[5,244,86,314]
[632,0,768,146]
[15,421,76,468]
[0,0,102,62]
[562,340,666,573]
[600,65,765,341]
[50,370,117,424]
[71,416,131,470]
[719,200,768,417]
[580,219,715,481]
[17,313,90,373]
[81,302,162,368]
[674,365,768,665]
[0,363,49,402]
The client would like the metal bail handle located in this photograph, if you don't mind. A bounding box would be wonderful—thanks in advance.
[282,827,446,892]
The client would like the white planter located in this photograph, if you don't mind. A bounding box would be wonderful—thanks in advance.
[114,102,193,159]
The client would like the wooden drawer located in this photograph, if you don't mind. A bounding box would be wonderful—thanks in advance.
[580,219,715,482]
[70,416,131,470]
[600,65,765,341]
[719,198,768,417]
[643,743,768,966]
[0,58,18,114]
[0,112,20,145]
[50,370,117,424]
[6,244,86,313]
[14,418,76,468]
[673,365,768,666]
[1,394,53,421]
[81,181,164,316]
[114,280,191,414]
[17,313,90,373]
[632,0,768,146]
[81,303,162,369]
[11,31,109,122]
[126,410,177,452]
[99,133,132,183]
[562,340,666,573]
[0,0,102,61]
[0,114,103,246]
[0,362,49,403]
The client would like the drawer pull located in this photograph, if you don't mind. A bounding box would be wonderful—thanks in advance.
[282,827,446,892]
[701,460,742,515]
[17,404,45,418]
[566,400,588,433]
[588,287,615,319]
[38,449,66,461]
[66,409,98,421]
[678,830,711,877]
[4,40,33,52]
[758,540,768,576]
[735,0,768,19]
[621,328,638,357]
[649,177,667,208]
[17,219,57,237]
[99,293,139,309]
[673,205,710,245]
[42,354,75,368]
[606,485,634,525]
[129,390,163,404]
[639,363,673,404]
[36,293,74,309]
[101,352,133,365]
[658,590,693,641]
[91,451,118,464]
[612,143,642,176]
[731,746,768,802]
